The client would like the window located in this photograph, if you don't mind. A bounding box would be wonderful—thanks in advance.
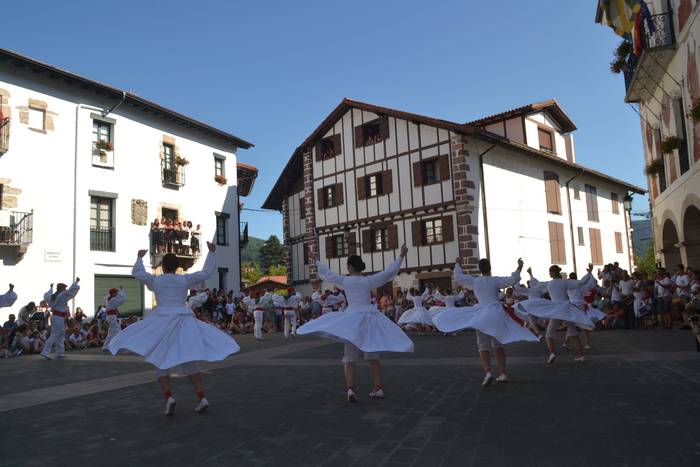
[303,243,310,265]
[28,107,45,130]
[373,228,388,252]
[218,268,228,292]
[162,143,184,187]
[577,226,585,246]
[214,156,225,178]
[316,134,342,161]
[543,171,562,214]
[317,184,344,209]
[585,184,599,222]
[412,217,454,246]
[335,235,348,257]
[413,155,450,187]
[653,129,667,192]
[299,198,306,219]
[615,232,623,253]
[163,143,175,168]
[538,127,554,152]
[368,173,382,198]
[357,171,392,200]
[548,222,566,264]
[589,228,603,265]
[162,208,178,221]
[354,118,388,147]
[90,196,114,251]
[425,219,443,244]
[92,119,114,167]
[573,185,580,200]
[325,234,349,258]
[611,192,620,215]
[215,212,229,245]
[362,225,397,253]
[672,97,690,175]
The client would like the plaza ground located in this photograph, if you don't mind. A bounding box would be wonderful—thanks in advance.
[1,329,700,467]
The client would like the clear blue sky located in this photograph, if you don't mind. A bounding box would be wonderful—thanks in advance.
[5,0,646,240]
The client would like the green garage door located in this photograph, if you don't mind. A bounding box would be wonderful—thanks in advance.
[94,275,144,317]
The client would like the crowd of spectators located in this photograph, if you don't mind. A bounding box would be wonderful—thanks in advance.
[150,218,201,256]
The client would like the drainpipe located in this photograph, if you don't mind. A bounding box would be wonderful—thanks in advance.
[477,143,498,259]
[565,170,585,274]
[102,91,126,117]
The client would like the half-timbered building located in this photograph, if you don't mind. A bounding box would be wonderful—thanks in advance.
[263,99,645,295]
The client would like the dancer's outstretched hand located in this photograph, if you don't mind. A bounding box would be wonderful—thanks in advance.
[207,241,216,252]
[137,249,148,258]
[400,245,408,257]
[455,257,461,265]
[526,267,533,275]
[517,258,524,270]
[587,263,593,273]
[75,277,81,283]
[9,283,14,291]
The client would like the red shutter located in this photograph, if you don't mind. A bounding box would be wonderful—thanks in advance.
[388,224,398,249]
[325,236,334,259]
[317,188,325,210]
[335,183,344,206]
[382,170,393,194]
[357,176,366,200]
[413,161,423,187]
[362,229,372,253]
[348,231,357,255]
[379,117,390,140]
[354,125,364,148]
[411,221,423,246]
[439,155,450,181]
[442,216,454,242]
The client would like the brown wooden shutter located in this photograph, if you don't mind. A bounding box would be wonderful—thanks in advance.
[317,188,325,210]
[548,222,557,264]
[585,185,599,222]
[543,171,561,214]
[548,221,566,264]
[556,222,566,263]
[325,236,334,259]
[331,134,342,156]
[413,161,423,187]
[354,125,364,148]
[314,142,322,161]
[439,155,451,181]
[379,117,390,140]
[589,228,603,264]
[411,220,423,246]
[348,231,357,255]
[611,192,619,214]
[382,170,393,194]
[538,128,553,151]
[442,216,454,242]
[615,232,623,253]
[362,229,372,252]
[388,224,398,249]
[335,183,344,206]
[357,176,366,200]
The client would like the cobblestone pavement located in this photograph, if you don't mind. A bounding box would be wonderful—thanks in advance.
[1,329,700,467]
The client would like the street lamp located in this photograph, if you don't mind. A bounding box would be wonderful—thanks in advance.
[623,193,634,272]
[623,193,633,213]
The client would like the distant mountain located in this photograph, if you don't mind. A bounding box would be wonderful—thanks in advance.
[241,236,265,263]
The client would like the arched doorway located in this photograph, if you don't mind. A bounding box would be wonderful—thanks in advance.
[662,219,682,268]
[683,205,700,268]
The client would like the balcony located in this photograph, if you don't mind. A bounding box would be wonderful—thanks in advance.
[90,227,114,252]
[0,117,9,155]
[149,225,202,271]
[624,11,676,103]
[0,210,33,255]
[240,221,249,247]
[161,160,186,188]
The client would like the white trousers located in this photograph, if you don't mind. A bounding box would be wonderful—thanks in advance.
[103,315,120,348]
[284,310,297,337]
[253,310,264,339]
[42,315,65,356]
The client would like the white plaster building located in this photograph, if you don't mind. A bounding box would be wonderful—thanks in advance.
[263,99,644,295]
[596,0,700,268]
[0,48,256,321]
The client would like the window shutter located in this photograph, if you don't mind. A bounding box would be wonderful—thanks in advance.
[577,226,584,245]
[548,221,566,264]
[439,155,451,181]
[325,236,334,259]
[317,188,325,210]
[354,125,364,148]
[381,170,393,194]
[413,161,423,187]
[348,231,357,255]
[411,221,423,246]
[589,228,602,264]
[335,183,344,206]
[357,176,366,200]
[556,223,566,263]
[442,216,454,242]
[332,134,342,156]
[388,224,399,249]
[611,192,619,214]
[314,142,322,162]
[543,171,561,214]
[585,185,599,222]
[362,229,372,252]
[615,232,623,253]
[379,117,390,140]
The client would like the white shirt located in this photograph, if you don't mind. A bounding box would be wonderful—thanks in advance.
[675,274,691,297]
[619,279,635,296]
[0,290,17,308]
[106,289,127,311]
[531,272,593,303]
[655,276,672,298]
[453,264,520,304]
[43,283,80,313]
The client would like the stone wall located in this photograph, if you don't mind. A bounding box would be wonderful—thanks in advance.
[450,133,480,273]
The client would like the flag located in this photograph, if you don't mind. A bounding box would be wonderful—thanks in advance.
[595,0,641,40]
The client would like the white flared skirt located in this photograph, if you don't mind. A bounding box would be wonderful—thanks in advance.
[398,306,434,326]
[433,302,539,344]
[297,305,414,353]
[106,306,240,370]
[516,299,595,330]
[576,302,606,322]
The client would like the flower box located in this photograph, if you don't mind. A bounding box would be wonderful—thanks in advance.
[660,136,682,154]
[175,155,189,166]
[214,175,227,185]
[644,158,665,176]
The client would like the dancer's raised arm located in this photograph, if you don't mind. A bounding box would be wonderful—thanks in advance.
[367,245,408,288]
[132,250,155,290]
[565,264,594,290]
[185,242,217,286]
[453,258,475,289]
[493,258,523,289]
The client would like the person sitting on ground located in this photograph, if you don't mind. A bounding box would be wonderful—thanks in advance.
[68,326,86,349]
[12,324,44,355]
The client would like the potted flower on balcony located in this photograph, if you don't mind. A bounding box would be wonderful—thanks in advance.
[687,98,700,123]
[214,174,227,185]
[175,155,189,166]
[660,136,682,154]
[610,40,632,74]
[644,158,665,176]
[94,140,113,163]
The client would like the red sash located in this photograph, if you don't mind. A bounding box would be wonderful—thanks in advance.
[107,309,119,316]
[503,305,524,326]
[52,310,69,318]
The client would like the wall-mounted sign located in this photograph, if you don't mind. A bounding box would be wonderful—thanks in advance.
[44,249,63,262]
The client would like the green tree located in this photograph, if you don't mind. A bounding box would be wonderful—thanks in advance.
[268,264,287,276]
[259,235,285,274]
[634,243,657,276]
[241,262,262,286]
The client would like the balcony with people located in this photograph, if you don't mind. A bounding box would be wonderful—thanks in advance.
[149,218,201,270]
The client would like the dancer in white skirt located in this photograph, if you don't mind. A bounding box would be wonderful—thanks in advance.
[274,288,302,338]
[516,265,595,364]
[106,243,239,415]
[433,258,538,386]
[297,245,414,403]
[253,292,275,340]
[0,283,17,308]
[429,288,464,320]
[566,272,602,350]
[512,280,546,339]
[398,288,434,333]
[41,280,81,359]
[102,287,126,349]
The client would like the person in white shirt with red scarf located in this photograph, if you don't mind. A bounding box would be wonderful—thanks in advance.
[41,279,80,359]
[102,287,126,349]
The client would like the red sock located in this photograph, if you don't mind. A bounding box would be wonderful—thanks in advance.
[196,391,205,400]
[163,390,172,399]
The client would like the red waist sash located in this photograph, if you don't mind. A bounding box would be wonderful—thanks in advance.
[52,310,69,318]
[503,305,525,326]
[107,309,119,316]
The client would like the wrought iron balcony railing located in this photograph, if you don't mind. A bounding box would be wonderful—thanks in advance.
[161,159,186,188]
[0,117,9,155]
[0,210,33,246]
[90,227,115,251]
[623,11,675,94]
